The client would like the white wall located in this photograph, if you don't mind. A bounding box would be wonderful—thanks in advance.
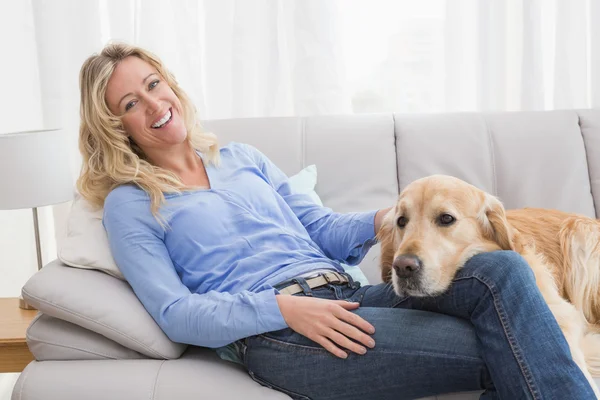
[0,0,46,297]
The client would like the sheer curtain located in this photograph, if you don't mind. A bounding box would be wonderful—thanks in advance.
[341,0,600,113]
[95,0,352,119]
[1,0,599,298]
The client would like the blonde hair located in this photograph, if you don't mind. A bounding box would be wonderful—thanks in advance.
[76,42,220,217]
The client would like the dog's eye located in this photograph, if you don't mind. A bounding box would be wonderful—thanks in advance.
[397,216,408,228]
[437,214,456,226]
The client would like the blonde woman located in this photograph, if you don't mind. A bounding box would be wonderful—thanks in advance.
[77,43,596,400]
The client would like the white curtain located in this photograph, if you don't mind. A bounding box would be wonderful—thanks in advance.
[23,0,600,137]
[1,0,600,298]
[342,0,600,113]
[94,0,352,119]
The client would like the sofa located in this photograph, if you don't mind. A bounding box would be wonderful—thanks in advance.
[12,110,600,400]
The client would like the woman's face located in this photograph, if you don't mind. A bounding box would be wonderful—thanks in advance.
[105,56,187,152]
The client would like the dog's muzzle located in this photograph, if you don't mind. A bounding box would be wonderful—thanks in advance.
[392,254,426,295]
[393,254,422,278]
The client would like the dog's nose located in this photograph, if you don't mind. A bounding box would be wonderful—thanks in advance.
[393,254,422,278]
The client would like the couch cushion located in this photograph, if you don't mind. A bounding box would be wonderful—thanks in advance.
[485,110,595,216]
[21,260,187,359]
[395,112,496,195]
[27,313,144,361]
[203,116,304,177]
[394,110,596,217]
[303,115,398,213]
[13,347,291,400]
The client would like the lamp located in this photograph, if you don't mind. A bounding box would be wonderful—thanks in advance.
[0,128,74,309]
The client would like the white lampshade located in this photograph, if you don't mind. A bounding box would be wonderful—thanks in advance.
[0,128,74,210]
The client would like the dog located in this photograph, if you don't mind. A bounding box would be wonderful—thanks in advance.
[377,174,600,397]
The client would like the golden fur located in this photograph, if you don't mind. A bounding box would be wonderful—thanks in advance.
[377,174,600,396]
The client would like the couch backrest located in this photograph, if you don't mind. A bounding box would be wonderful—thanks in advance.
[204,109,600,284]
[395,110,597,216]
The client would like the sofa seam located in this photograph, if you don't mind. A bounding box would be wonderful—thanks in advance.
[151,360,167,400]
[21,288,170,359]
[575,111,599,217]
[392,113,400,192]
[483,116,498,196]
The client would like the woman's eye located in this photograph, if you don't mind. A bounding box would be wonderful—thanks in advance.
[438,213,456,226]
[397,216,408,228]
[125,100,136,111]
[149,79,159,90]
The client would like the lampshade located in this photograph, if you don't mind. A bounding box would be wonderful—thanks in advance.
[0,128,74,210]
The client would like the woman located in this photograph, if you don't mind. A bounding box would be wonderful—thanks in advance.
[77,42,596,400]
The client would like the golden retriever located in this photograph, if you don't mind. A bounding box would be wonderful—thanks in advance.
[377,174,600,396]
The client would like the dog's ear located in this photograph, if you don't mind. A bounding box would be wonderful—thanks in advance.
[479,194,515,251]
[377,208,397,283]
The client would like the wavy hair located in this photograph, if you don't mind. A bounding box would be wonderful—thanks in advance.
[76,42,219,217]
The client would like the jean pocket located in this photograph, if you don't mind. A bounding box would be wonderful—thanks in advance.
[247,370,312,400]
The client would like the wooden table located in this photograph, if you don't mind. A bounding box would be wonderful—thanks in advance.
[0,298,37,373]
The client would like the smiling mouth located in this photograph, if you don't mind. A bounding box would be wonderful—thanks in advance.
[151,108,173,129]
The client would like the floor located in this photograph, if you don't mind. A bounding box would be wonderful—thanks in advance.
[0,374,18,400]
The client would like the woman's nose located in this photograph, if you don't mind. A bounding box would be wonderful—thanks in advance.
[144,94,161,115]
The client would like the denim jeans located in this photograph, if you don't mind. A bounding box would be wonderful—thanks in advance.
[239,251,596,400]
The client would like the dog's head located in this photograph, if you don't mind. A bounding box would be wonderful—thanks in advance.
[377,174,517,297]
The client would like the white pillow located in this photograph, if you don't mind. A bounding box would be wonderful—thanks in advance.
[59,165,369,285]
[287,164,323,206]
[59,192,124,279]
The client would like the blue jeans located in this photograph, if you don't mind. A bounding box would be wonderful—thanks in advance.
[239,251,596,400]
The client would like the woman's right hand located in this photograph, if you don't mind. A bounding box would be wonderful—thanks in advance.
[275,294,376,359]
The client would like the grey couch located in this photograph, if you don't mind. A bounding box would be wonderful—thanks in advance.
[13,110,600,399]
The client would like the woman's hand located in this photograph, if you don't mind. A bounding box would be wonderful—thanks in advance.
[275,294,376,359]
